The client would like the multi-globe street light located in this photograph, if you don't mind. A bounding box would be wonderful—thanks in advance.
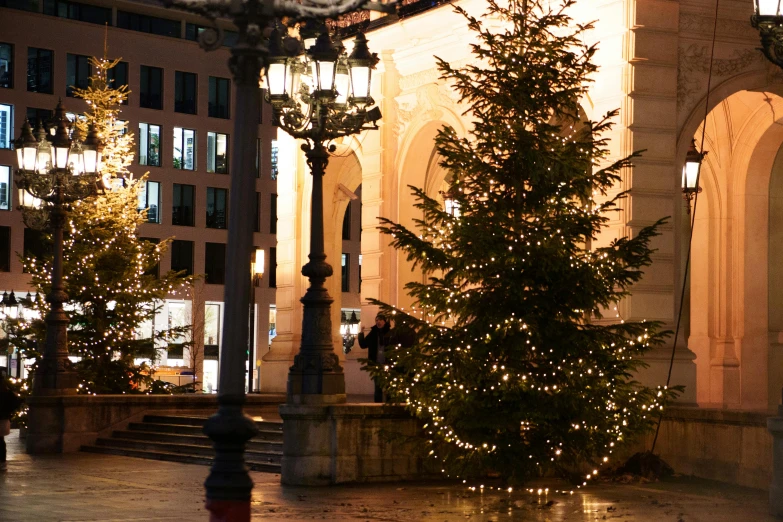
[161,0,392,518]
[14,100,104,395]
[264,26,380,402]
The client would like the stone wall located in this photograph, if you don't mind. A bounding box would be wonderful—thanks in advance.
[25,394,285,454]
[637,407,773,490]
[280,403,432,485]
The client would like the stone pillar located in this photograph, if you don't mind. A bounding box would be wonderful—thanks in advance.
[769,393,783,516]
[262,132,306,392]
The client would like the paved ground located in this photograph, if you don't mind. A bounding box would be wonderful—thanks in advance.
[0,430,777,521]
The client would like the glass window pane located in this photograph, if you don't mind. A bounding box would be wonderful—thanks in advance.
[0,165,10,210]
[0,43,13,89]
[0,104,12,149]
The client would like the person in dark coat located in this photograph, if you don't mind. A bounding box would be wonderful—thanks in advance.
[0,372,21,472]
[357,314,391,403]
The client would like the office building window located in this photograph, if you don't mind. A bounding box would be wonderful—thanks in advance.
[107,61,128,96]
[172,184,195,226]
[43,0,111,24]
[206,187,228,229]
[206,132,228,174]
[269,247,276,288]
[208,76,230,118]
[170,240,193,276]
[0,43,12,89]
[66,53,90,97]
[117,11,181,38]
[254,192,260,233]
[27,48,53,94]
[0,104,12,149]
[173,127,195,170]
[342,203,351,240]
[139,123,161,166]
[0,165,10,210]
[204,242,226,284]
[26,107,52,129]
[341,254,350,292]
[0,226,9,272]
[174,71,197,114]
[270,193,277,234]
[255,138,260,178]
[270,140,278,180]
[138,180,161,223]
[139,65,163,110]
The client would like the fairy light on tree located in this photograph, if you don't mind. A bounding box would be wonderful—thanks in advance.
[367,0,679,484]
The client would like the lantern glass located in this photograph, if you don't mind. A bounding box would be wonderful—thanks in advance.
[254,248,264,276]
[267,62,288,97]
[682,160,700,191]
[35,143,51,174]
[349,65,371,100]
[54,144,70,169]
[18,188,41,209]
[311,60,336,91]
[758,0,782,16]
[82,149,98,174]
[335,65,350,105]
[22,145,37,171]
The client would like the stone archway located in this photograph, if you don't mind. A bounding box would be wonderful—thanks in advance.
[687,89,783,410]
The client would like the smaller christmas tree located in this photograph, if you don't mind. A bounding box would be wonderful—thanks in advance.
[3,54,194,394]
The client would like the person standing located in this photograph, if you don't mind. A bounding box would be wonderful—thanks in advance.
[0,372,21,472]
[357,314,391,403]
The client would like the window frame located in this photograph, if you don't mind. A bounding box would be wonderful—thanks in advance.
[66,53,91,97]
[139,65,163,110]
[204,242,227,285]
[0,165,11,211]
[170,239,194,276]
[206,131,229,174]
[206,187,228,230]
[0,42,13,89]
[172,183,195,227]
[208,76,230,119]
[27,47,54,94]
[174,71,197,115]
[138,122,162,167]
[173,127,196,170]
[138,180,161,224]
[0,103,12,150]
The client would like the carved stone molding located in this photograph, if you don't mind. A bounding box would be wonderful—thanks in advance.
[679,13,758,42]
[677,43,764,114]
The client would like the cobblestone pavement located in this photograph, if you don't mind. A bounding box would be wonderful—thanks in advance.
[0,430,776,521]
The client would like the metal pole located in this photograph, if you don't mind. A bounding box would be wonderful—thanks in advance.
[202,7,263,520]
[287,137,346,404]
[34,183,78,395]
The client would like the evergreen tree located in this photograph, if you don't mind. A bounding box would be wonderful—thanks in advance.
[369,0,678,484]
[5,56,194,394]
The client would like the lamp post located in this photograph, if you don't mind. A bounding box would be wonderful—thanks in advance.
[682,139,706,214]
[265,27,380,404]
[159,1,393,519]
[341,310,359,353]
[752,1,783,67]
[14,100,104,395]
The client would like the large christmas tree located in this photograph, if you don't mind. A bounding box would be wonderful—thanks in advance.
[7,56,193,394]
[369,0,677,483]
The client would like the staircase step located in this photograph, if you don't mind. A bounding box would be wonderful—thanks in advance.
[111,430,282,452]
[142,415,283,433]
[81,445,281,473]
[94,438,282,463]
[128,421,283,441]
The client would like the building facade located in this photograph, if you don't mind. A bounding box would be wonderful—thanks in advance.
[0,0,287,392]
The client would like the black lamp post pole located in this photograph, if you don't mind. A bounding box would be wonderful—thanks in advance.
[34,184,78,395]
[201,3,265,520]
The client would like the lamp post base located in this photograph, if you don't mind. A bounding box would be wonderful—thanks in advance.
[31,368,79,396]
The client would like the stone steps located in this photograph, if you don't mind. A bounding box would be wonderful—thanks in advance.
[80,414,282,473]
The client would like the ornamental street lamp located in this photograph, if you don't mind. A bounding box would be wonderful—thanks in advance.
[160,0,393,519]
[341,310,359,353]
[752,0,783,67]
[682,139,706,214]
[264,26,380,403]
[14,100,104,395]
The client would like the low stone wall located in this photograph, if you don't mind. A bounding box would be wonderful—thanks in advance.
[279,403,431,485]
[26,393,285,454]
[638,406,774,490]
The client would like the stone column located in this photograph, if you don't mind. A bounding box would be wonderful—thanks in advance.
[769,393,783,516]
